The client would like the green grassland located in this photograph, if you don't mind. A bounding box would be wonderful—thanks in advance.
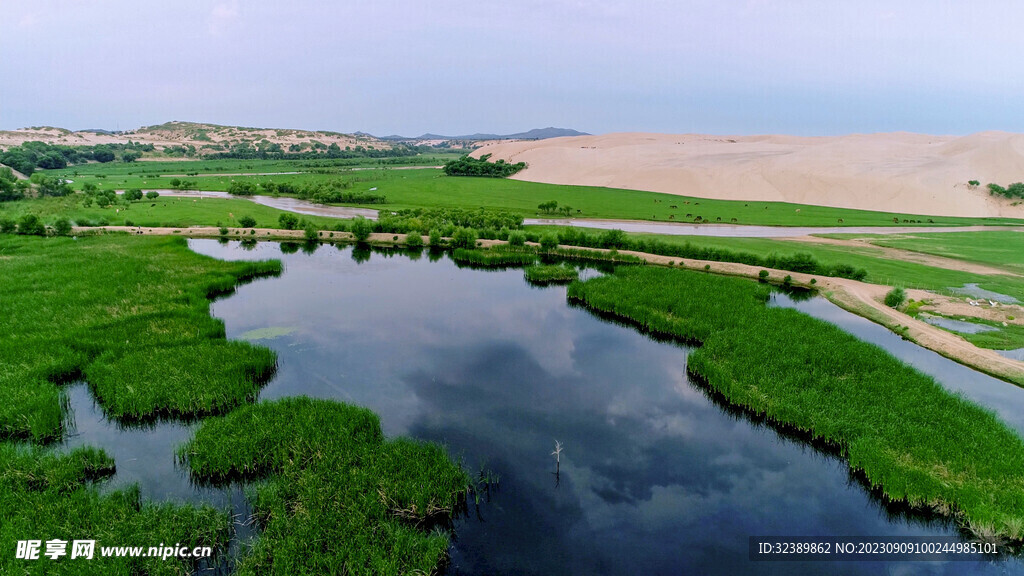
[528,225,1024,302]
[0,195,346,229]
[38,163,1024,227]
[569,266,1024,540]
[49,154,461,178]
[1,234,469,574]
[825,231,1024,275]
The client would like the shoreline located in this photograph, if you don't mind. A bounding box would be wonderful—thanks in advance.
[75,225,1024,386]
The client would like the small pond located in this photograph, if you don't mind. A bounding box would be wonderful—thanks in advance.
[62,240,1024,575]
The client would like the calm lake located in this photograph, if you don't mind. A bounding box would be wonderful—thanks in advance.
[64,240,1024,575]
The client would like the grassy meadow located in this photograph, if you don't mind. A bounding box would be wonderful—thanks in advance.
[37,161,1024,227]
[569,266,1024,540]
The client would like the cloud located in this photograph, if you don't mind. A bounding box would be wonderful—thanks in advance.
[208,1,240,35]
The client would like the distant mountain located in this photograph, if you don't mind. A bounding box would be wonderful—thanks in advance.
[377,127,589,141]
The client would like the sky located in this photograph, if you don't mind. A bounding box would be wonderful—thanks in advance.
[2,0,1023,136]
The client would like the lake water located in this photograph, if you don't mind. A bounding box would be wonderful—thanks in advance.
[62,240,1024,575]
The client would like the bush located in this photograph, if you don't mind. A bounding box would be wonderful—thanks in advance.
[428,228,442,247]
[350,216,373,242]
[507,230,527,247]
[238,216,257,228]
[219,227,229,236]
[303,223,320,241]
[405,230,423,248]
[443,154,526,178]
[758,270,769,282]
[0,218,15,233]
[450,227,478,249]
[145,190,160,200]
[539,234,559,251]
[51,218,73,237]
[124,188,144,202]
[885,287,906,308]
[228,181,258,196]
[16,214,46,236]
[278,213,299,230]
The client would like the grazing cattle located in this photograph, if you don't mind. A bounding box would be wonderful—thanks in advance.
[670,205,678,209]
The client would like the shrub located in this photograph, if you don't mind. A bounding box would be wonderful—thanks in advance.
[228,181,258,196]
[219,227,229,236]
[450,227,478,249]
[885,287,906,308]
[238,216,257,228]
[145,190,160,200]
[52,217,73,236]
[304,224,320,241]
[350,216,373,242]
[0,218,15,234]
[278,213,299,230]
[405,230,423,248]
[17,214,46,236]
[539,234,559,251]
[428,228,442,247]
[123,188,143,201]
[758,270,769,282]
[508,230,526,246]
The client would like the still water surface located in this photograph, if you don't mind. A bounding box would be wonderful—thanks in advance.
[64,240,1024,575]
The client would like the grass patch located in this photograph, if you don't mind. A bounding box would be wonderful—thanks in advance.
[451,247,537,267]
[568,266,1024,540]
[0,234,281,439]
[0,194,346,229]
[0,234,282,573]
[179,397,469,575]
[524,264,579,285]
[831,231,1024,275]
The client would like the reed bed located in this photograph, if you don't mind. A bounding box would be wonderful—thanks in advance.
[524,264,579,285]
[0,234,280,574]
[568,266,1024,540]
[179,397,469,575]
[451,247,537,267]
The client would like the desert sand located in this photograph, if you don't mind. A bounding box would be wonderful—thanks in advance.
[474,132,1024,218]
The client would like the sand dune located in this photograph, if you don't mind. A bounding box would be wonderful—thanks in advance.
[474,132,1024,218]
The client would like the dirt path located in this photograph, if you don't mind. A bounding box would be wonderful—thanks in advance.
[80,226,1024,385]
[778,235,1018,276]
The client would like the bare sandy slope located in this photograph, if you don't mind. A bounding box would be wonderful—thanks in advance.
[0,122,388,156]
[475,132,1024,218]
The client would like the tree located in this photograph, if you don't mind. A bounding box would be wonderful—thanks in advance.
[93,147,115,163]
[238,215,257,228]
[122,150,141,163]
[278,213,299,230]
[123,188,143,202]
[228,181,258,196]
[37,176,72,197]
[145,190,160,200]
[538,200,559,214]
[350,216,373,242]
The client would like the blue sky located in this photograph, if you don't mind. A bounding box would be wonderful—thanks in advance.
[2,1,1022,135]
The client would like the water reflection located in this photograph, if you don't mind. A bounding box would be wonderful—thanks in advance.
[179,240,1021,575]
